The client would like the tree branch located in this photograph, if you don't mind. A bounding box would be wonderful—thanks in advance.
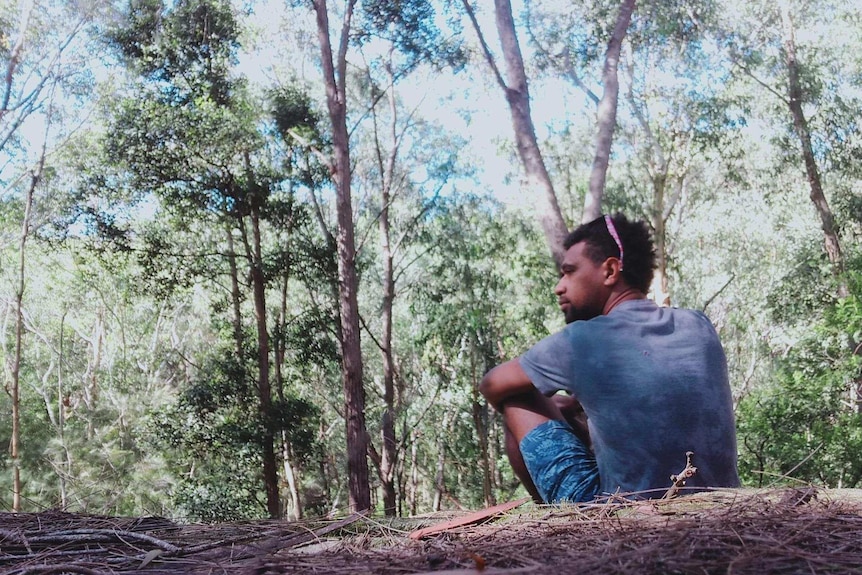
[461,0,508,91]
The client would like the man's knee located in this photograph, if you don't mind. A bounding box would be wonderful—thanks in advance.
[496,391,562,443]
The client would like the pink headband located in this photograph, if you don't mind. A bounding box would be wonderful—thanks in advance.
[604,215,624,270]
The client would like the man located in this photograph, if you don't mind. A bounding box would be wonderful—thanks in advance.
[480,214,740,503]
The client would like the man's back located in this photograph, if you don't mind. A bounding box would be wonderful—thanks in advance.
[520,299,740,496]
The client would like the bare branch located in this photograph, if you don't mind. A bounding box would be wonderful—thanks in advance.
[1,0,34,119]
[701,274,736,313]
[584,0,636,223]
[731,60,788,104]
[461,0,508,91]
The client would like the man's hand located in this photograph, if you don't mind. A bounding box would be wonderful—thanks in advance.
[479,358,536,410]
[552,394,592,450]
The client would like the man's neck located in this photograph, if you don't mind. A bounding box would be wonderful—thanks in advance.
[603,287,646,315]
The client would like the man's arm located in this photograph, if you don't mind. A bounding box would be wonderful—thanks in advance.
[479,358,535,410]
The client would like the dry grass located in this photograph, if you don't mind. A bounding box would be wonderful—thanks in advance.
[2,488,862,574]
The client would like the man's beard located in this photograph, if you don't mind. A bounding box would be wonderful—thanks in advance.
[564,304,599,324]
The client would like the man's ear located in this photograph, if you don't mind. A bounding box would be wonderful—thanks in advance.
[602,257,622,286]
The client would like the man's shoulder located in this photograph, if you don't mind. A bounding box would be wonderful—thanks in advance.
[610,300,714,325]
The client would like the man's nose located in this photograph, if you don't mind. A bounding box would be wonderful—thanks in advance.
[554,278,564,294]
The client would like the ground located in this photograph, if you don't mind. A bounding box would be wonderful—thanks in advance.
[2,488,861,574]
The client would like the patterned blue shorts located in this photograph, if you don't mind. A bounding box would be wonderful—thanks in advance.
[519,420,600,504]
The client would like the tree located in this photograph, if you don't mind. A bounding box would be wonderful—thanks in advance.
[778,2,843,282]
[724,0,851,286]
[1,0,100,512]
[411,195,559,507]
[301,0,465,513]
[525,0,743,306]
[99,0,324,518]
[307,0,371,513]
[461,0,567,262]
[462,0,635,261]
[583,0,635,224]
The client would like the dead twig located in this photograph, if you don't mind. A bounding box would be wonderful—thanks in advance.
[662,451,698,500]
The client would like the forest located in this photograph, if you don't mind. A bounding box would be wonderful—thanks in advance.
[1,0,861,522]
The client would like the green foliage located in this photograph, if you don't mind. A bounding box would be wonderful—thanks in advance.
[271,85,321,144]
[765,244,838,325]
[174,468,261,522]
[8,0,862,519]
[357,0,466,71]
[107,0,240,104]
[738,268,862,488]
[146,347,321,520]
[406,194,558,505]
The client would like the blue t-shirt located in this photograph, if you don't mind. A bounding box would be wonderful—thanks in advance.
[520,299,740,497]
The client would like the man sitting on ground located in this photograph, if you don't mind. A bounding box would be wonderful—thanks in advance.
[480,214,740,503]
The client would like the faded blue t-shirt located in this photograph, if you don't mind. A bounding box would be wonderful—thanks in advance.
[520,299,740,497]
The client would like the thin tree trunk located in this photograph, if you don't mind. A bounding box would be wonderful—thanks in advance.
[282,432,302,520]
[583,0,636,223]
[10,167,35,513]
[779,3,844,282]
[462,0,568,261]
[650,174,671,306]
[225,226,244,361]
[274,268,302,517]
[273,239,300,517]
[368,54,400,517]
[487,405,499,492]
[409,427,420,515]
[432,411,449,512]
[274,274,288,390]
[57,309,69,509]
[471,352,495,507]
[248,197,280,518]
[624,49,680,306]
[312,0,371,512]
[318,418,332,506]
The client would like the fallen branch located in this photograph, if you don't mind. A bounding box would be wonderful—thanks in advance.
[28,529,180,553]
[408,498,530,540]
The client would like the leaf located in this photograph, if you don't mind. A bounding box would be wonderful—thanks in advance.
[139,549,163,568]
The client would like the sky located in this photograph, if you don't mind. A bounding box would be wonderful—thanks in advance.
[238,0,594,211]
[3,0,594,216]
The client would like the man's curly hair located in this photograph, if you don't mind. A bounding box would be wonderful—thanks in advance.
[563,213,657,294]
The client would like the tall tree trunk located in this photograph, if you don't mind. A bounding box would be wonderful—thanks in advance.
[471,351,496,507]
[779,3,843,280]
[318,418,332,506]
[492,0,568,262]
[369,55,399,517]
[487,404,499,492]
[779,4,855,411]
[462,0,568,262]
[650,173,671,306]
[282,432,302,520]
[582,0,636,223]
[57,309,69,509]
[409,426,420,515]
[274,265,302,519]
[9,167,35,513]
[247,193,280,518]
[624,52,683,307]
[312,0,371,512]
[78,310,104,442]
[432,411,449,512]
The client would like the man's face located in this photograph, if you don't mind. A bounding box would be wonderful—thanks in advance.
[554,241,609,324]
